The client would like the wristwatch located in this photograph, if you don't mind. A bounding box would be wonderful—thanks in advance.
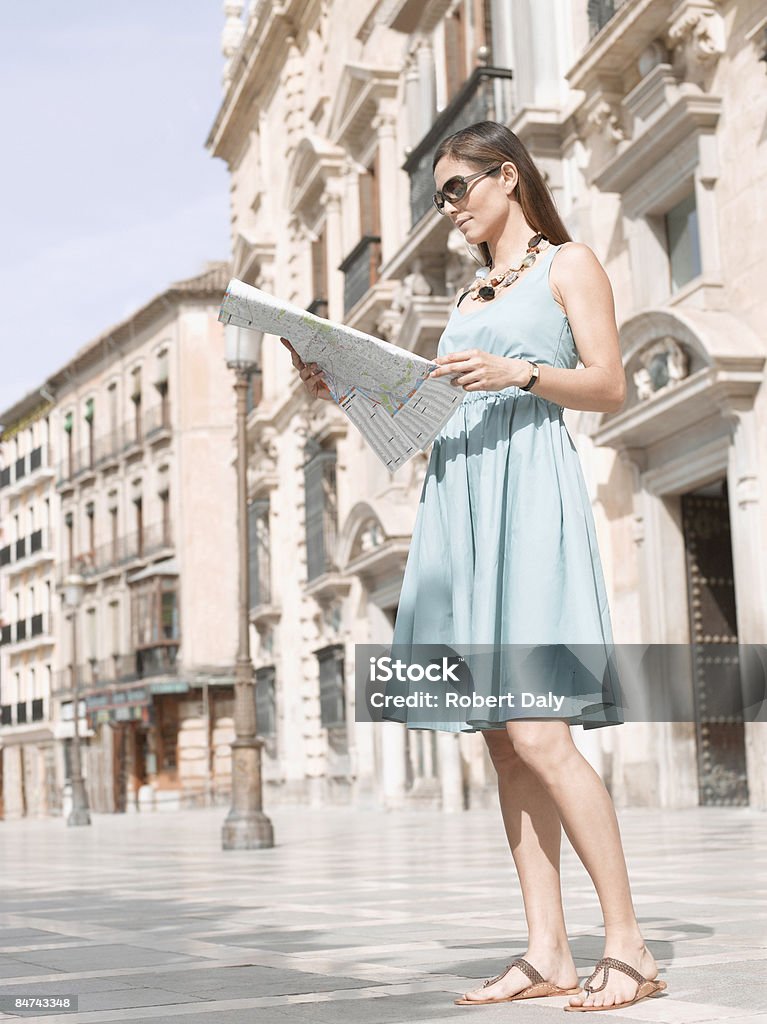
[520,360,540,392]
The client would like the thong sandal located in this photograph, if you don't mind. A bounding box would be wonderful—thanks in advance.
[455,956,583,1005]
[563,956,667,1012]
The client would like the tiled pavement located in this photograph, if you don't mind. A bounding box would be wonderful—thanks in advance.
[0,800,765,1023]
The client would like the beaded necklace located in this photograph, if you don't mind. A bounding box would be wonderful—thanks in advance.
[467,233,550,302]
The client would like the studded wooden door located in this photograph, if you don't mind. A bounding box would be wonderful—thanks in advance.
[681,481,749,806]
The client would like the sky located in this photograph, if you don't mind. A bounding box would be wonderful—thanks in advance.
[0,1,232,417]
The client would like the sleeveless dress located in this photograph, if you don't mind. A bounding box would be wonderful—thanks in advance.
[382,242,623,732]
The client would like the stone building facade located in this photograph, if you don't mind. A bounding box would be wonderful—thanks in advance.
[0,264,242,817]
[207,0,767,812]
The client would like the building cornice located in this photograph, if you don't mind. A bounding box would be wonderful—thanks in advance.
[207,0,321,166]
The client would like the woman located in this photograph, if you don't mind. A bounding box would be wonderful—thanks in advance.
[283,121,666,1013]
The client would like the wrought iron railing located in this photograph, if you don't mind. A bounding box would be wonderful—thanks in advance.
[588,0,629,38]
[55,522,173,583]
[403,66,514,227]
[339,235,381,314]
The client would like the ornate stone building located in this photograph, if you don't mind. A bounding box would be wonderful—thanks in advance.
[0,265,242,817]
[205,0,766,811]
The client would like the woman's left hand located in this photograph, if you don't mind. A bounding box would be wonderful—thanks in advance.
[428,349,528,392]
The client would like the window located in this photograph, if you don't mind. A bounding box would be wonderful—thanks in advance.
[248,498,271,607]
[304,442,338,581]
[86,608,97,664]
[132,578,179,648]
[134,495,144,556]
[65,510,74,563]
[255,665,276,737]
[665,191,702,293]
[160,488,171,546]
[84,397,95,466]
[85,502,95,554]
[444,6,467,101]
[316,644,345,728]
[131,577,180,679]
[108,381,118,437]
[131,367,142,443]
[109,505,119,562]
[109,600,120,655]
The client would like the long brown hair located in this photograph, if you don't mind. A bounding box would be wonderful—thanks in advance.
[433,120,571,267]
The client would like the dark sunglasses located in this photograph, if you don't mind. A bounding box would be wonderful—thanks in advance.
[432,164,503,213]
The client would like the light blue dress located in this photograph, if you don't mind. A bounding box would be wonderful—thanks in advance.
[384,242,623,732]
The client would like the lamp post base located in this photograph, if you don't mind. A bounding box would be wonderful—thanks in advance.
[221,809,275,849]
[67,807,92,827]
[67,777,91,827]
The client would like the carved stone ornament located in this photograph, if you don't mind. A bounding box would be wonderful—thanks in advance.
[667,2,725,87]
[392,258,432,313]
[667,5,726,64]
[633,337,690,400]
[445,227,479,296]
[358,519,384,553]
[586,99,626,143]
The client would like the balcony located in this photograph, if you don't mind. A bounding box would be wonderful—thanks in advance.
[403,66,514,227]
[339,235,381,315]
[0,613,53,649]
[56,522,173,584]
[52,646,179,699]
[1,528,54,573]
[0,445,54,495]
[144,402,172,443]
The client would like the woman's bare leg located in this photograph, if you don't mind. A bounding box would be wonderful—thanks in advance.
[458,729,580,1002]
[505,720,659,1009]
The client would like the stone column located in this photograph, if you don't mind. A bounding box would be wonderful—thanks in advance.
[373,106,400,266]
[437,732,464,812]
[416,37,436,138]
[322,185,345,322]
[381,724,408,808]
[721,403,767,809]
[404,51,420,150]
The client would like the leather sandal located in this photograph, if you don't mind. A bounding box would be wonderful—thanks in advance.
[563,956,667,1012]
[454,956,583,1005]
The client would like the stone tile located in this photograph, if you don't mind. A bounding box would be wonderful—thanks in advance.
[0,806,763,1024]
[11,945,203,972]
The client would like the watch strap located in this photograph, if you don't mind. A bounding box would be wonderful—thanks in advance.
[520,361,539,391]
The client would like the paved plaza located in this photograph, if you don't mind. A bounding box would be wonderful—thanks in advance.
[0,800,765,1023]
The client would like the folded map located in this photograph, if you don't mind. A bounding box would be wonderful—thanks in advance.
[218,279,463,471]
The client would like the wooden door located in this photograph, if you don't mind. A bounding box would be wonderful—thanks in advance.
[681,480,749,805]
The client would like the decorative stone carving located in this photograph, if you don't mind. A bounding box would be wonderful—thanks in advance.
[445,227,479,296]
[587,99,626,142]
[377,259,433,342]
[393,259,432,312]
[633,338,690,400]
[358,519,383,553]
[667,2,726,86]
[221,0,245,89]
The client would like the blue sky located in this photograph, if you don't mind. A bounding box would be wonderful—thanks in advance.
[0,1,231,416]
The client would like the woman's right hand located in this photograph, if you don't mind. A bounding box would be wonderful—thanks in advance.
[280,337,333,401]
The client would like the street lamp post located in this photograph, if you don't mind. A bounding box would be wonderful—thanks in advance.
[63,573,91,826]
[222,324,274,850]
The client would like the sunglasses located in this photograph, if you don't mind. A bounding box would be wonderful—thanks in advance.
[432,164,503,214]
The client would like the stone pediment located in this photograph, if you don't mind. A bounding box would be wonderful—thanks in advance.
[328,63,399,155]
[285,134,346,219]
